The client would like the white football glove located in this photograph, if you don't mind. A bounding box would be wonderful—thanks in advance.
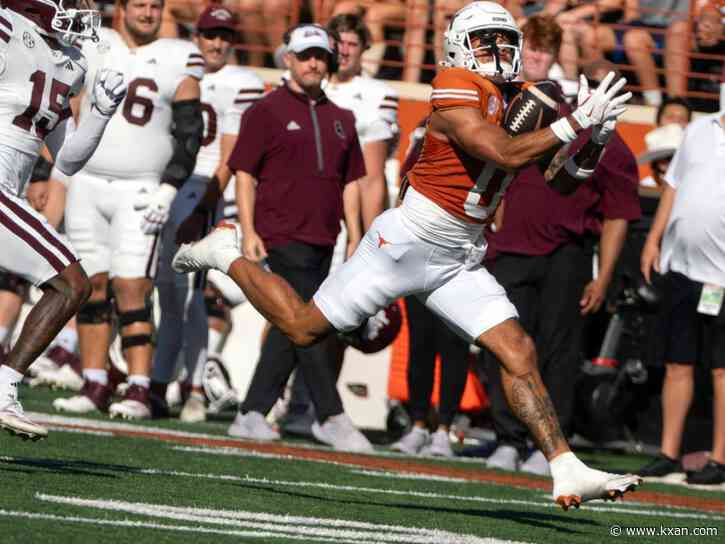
[571,71,632,130]
[133,184,178,235]
[91,69,127,118]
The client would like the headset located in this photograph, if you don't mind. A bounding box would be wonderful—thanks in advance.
[282,23,339,74]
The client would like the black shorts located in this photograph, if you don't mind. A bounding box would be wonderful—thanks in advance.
[661,272,725,368]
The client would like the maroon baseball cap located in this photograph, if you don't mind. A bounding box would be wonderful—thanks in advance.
[196,5,237,33]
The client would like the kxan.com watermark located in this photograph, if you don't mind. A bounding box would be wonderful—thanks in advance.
[610,525,719,537]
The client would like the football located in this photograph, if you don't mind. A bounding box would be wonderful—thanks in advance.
[503,81,560,136]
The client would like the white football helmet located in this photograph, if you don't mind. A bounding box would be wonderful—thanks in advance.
[5,0,101,44]
[442,1,522,81]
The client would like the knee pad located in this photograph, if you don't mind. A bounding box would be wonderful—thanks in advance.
[204,294,227,320]
[76,299,113,324]
[117,299,153,328]
[0,270,30,298]
[121,333,153,350]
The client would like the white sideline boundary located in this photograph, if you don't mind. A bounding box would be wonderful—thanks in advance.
[34,493,527,544]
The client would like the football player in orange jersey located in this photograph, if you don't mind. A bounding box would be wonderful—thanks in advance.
[173,1,641,509]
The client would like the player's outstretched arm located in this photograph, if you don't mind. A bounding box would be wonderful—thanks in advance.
[49,69,127,176]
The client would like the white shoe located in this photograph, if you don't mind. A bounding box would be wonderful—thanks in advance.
[425,429,455,458]
[0,383,47,440]
[29,364,83,391]
[312,413,374,453]
[180,393,206,423]
[53,394,97,414]
[520,450,551,476]
[172,223,241,274]
[108,385,151,420]
[390,427,429,455]
[228,411,280,441]
[27,354,60,378]
[486,445,520,471]
[551,452,642,510]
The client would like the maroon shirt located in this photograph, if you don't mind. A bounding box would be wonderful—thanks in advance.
[228,83,366,249]
[488,130,641,257]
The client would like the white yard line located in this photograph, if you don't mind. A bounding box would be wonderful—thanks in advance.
[135,467,725,522]
[34,494,526,544]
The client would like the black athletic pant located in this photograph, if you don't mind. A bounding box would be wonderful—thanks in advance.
[241,241,343,422]
[482,243,591,452]
[405,295,470,427]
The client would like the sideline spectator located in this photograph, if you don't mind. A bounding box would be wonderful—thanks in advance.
[638,124,685,189]
[54,0,204,420]
[594,0,690,106]
[655,96,693,127]
[325,0,407,75]
[226,24,372,452]
[683,2,724,112]
[149,6,264,422]
[483,59,641,475]
[278,13,400,436]
[638,108,725,485]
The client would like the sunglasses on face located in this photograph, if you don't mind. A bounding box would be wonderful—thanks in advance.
[294,48,330,62]
[201,29,235,42]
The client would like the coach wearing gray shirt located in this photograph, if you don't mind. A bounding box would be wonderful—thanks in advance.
[226,24,370,452]
[639,110,725,485]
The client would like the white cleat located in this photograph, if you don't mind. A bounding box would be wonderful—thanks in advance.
[0,383,47,441]
[30,365,83,391]
[108,385,151,420]
[172,223,241,274]
[179,393,206,423]
[553,466,642,510]
[53,394,99,414]
[108,400,151,420]
[27,355,60,378]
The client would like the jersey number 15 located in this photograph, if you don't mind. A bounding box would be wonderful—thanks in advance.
[12,70,72,139]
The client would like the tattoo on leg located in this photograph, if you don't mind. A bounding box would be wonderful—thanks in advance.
[505,371,566,458]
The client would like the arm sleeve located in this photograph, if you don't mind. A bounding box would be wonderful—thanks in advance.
[430,70,482,111]
[53,110,110,176]
[184,44,206,81]
[227,103,271,177]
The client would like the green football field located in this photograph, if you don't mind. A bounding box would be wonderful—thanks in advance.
[1,386,724,543]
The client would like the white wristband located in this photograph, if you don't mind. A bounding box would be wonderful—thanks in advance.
[550,117,578,143]
[564,157,595,180]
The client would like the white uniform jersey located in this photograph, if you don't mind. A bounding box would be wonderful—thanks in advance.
[0,8,86,195]
[78,28,204,180]
[324,74,399,153]
[195,65,264,179]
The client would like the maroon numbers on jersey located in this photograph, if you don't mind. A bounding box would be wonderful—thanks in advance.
[122,78,158,126]
[200,102,217,147]
[12,70,72,139]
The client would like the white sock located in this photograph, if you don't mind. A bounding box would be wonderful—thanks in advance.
[83,368,108,386]
[55,328,79,353]
[0,365,24,385]
[643,89,662,107]
[208,328,224,354]
[128,374,150,389]
[0,326,10,345]
[549,451,590,482]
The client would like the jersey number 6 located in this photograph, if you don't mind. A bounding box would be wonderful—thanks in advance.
[122,78,158,127]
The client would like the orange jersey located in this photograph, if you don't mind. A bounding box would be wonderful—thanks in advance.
[407,67,517,224]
